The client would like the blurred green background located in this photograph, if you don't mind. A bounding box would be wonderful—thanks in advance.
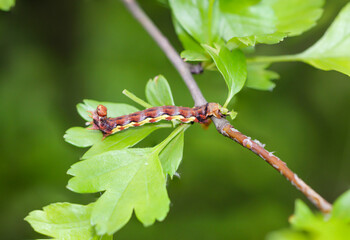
[0,0,349,239]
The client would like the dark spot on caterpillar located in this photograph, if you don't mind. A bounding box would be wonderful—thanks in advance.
[144,109,158,118]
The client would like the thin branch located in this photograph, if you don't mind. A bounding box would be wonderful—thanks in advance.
[121,0,206,106]
[121,0,332,213]
[212,117,332,213]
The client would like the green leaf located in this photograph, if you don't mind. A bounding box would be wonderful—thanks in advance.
[145,75,175,106]
[246,63,279,91]
[181,50,210,62]
[171,0,324,49]
[203,45,247,106]
[218,2,277,43]
[296,2,350,76]
[267,196,350,240]
[64,127,102,148]
[170,0,280,47]
[82,123,171,159]
[67,148,170,235]
[169,0,220,44]
[332,189,350,221]
[25,203,112,240]
[77,99,139,122]
[159,130,185,178]
[173,17,205,52]
[0,0,15,11]
[265,0,324,37]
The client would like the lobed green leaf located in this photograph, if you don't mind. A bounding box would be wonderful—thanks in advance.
[25,202,112,240]
[67,148,170,235]
[246,63,279,91]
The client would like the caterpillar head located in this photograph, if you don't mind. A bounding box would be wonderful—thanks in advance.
[96,105,107,117]
[87,105,108,131]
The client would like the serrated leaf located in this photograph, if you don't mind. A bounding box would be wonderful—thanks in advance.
[25,203,112,240]
[82,123,171,159]
[203,45,247,106]
[64,127,102,148]
[77,99,139,122]
[0,0,15,11]
[246,63,279,91]
[67,148,170,235]
[332,189,350,221]
[265,0,324,37]
[159,130,185,178]
[145,75,175,106]
[296,2,350,76]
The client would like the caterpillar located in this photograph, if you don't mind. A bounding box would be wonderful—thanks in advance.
[87,103,227,138]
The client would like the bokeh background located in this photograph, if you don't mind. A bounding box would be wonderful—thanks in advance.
[0,0,349,239]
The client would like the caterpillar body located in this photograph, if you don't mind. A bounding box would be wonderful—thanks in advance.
[88,103,226,138]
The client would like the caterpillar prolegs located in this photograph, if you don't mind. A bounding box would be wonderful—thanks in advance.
[87,103,227,138]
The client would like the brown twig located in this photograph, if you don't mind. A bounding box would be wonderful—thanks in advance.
[121,0,206,106]
[121,0,332,213]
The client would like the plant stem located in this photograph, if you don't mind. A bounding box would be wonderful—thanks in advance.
[122,89,152,108]
[121,0,332,213]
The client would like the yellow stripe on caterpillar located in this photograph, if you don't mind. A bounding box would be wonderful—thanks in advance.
[111,115,197,133]
[182,116,197,123]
